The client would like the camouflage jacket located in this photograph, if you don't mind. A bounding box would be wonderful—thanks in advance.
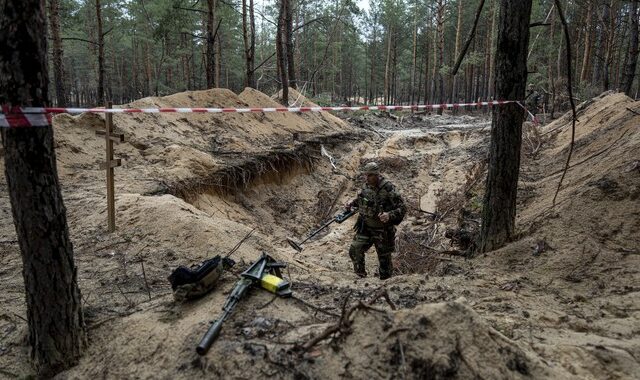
[525,90,541,108]
[350,177,406,229]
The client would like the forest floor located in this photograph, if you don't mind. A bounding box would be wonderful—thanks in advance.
[0,89,638,379]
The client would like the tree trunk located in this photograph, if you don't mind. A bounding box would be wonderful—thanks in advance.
[622,0,639,95]
[369,13,378,104]
[614,8,629,89]
[0,1,85,376]
[47,0,66,107]
[144,41,152,95]
[392,43,398,103]
[548,9,557,118]
[242,0,250,88]
[249,0,256,87]
[424,30,430,104]
[276,0,289,104]
[384,24,392,105]
[429,1,443,106]
[285,0,296,89]
[483,10,492,99]
[96,0,105,104]
[602,1,615,91]
[478,0,532,253]
[487,0,497,99]
[451,0,463,102]
[216,28,221,87]
[436,0,445,112]
[411,0,419,105]
[580,1,594,84]
[206,0,216,88]
[416,49,423,104]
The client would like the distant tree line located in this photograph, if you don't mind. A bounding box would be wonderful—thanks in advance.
[46,0,639,107]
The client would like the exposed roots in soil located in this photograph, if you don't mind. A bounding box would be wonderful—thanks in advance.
[162,132,359,202]
[296,288,397,353]
[394,230,442,275]
[169,146,318,201]
[436,161,487,253]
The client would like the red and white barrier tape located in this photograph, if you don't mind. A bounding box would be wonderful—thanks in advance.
[1,100,519,128]
[515,101,539,125]
[1,106,53,128]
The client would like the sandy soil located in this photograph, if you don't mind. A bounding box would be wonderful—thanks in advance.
[0,89,638,379]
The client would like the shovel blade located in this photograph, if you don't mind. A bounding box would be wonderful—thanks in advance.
[286,238,303,252]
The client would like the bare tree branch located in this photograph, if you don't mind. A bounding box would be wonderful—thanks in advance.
[308,0,350,83]
[173,5,206,13]
[251,52,276,73]
[293,16,331,32]
[529,22,551,27]
[101,26,113,37]
[253,7,277,27]
[552,0,577,207]
[451,0,486,76]
[182,31,206,40]
[212,18,222,42]
[61,37,100,45]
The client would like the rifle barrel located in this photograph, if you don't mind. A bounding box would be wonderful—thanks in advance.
[196,308,230,355]
[196,278,253,355]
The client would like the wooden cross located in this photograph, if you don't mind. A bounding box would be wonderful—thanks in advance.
[97,102,124,232]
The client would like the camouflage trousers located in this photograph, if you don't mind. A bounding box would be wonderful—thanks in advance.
[348,226,395,280]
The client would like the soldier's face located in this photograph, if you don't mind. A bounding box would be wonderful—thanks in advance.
[366,173,378,186]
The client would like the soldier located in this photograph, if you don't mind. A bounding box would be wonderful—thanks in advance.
[525,83,541,115]
[345,162,406,280]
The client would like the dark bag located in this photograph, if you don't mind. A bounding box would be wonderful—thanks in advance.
[168,256,235,301]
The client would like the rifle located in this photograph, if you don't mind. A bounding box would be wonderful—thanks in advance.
[196,253,292,355]
[286,208,356,252]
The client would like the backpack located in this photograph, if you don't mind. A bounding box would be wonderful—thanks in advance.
[168,255,235,302]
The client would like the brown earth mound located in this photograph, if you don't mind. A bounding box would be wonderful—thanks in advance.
[295,300,571,379]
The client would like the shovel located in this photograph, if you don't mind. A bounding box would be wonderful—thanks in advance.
[287,209,356,253]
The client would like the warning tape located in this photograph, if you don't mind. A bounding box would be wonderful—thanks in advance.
[516,101,540,125]
[1,100,519,128]
[1,106,53,128]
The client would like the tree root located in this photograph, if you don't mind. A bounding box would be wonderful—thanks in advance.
[296,289,396,352]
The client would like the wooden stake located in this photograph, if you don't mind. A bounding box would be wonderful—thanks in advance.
[96,102,123,233]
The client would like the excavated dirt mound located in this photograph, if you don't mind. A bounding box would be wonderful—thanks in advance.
[0,90,638,379]
[295,300,571,379]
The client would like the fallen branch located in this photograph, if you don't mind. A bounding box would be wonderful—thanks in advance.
[290,295,342,317]
[225,228,256,258]
[626,107,640,116]
[297,289,395,352]
[115,283,135,309]
[140,257,151,301]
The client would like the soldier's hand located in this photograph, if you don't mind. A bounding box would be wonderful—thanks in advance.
[378,212,390,223]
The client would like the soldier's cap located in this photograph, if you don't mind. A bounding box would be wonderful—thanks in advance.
[362,162,380,175]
